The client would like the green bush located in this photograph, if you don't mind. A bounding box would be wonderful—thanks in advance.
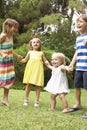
[14,44,28,83]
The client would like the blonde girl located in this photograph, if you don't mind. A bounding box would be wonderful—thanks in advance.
[44,52,70,113]
[0,18,22,106]
[21,37,51,107]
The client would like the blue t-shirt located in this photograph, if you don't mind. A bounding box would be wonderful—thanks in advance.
[75,34,87,71]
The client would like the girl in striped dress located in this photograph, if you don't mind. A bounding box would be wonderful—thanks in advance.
[0,18,22,106]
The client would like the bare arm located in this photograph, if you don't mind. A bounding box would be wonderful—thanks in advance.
[61,65,69,72]
[0,33,8,57]
[84,39,87,45]
[69,51,77,66]
[0,33,6,44]
[42,53,53,70]
[13,52,23,61]
[68,50,77,72]
[20,52,30,63]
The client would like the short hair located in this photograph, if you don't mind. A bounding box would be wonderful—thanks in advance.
[77,14,87,22]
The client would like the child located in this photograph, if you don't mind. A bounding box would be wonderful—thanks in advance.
[68,14,87,118]
[20,37,51,107]
[44,52,70,113]
[0,18,22,106]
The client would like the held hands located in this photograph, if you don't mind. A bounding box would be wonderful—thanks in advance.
[68,65,74,72]
[17,55,23,61]
[61,65,74,73]
[61,65,69,72]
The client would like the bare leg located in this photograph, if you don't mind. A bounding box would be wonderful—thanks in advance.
[34,86,40,107]
[23,84,32,106]
[74,88,81,108]
[50,94,57,110]
[2,88,10,106]
[59,93,68,112]
[25,84,32,101]
[35,86,40,103]
[82,90,87,118]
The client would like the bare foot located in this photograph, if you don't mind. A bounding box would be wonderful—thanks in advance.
[62,108,69,113]
[1,100,10,106]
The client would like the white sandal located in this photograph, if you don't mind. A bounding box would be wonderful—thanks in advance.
[34,102,39,107]
[23,100,29,106]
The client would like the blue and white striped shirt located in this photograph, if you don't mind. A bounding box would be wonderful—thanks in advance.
[76,34,87,71]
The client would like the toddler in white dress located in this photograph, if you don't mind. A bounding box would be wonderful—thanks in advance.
[44,52,70,113]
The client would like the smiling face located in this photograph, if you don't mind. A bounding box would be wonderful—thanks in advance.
[31,38,41,51]
[51,53,65,68]
[76,16,87,34]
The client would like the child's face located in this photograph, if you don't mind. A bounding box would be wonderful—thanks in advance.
[9,26,18,35]
[76,17,87,34]
[32,38,40,50]
[51,56,62,68]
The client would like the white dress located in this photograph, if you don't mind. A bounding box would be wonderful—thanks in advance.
[44,65,70,94]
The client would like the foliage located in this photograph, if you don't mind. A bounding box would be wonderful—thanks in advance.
[37,0,51,16]
[0,0,4,18]
[14,33,30,49]
[39,17,76,60]
[69,0,84,8]
[40,13,63,25]
[0,18,4,33]
[14,44,28,83]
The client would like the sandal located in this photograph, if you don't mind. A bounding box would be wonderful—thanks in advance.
[23,100,29,106]
[83,113,87,119]
[62,108,75,113]
[34,102,39,108]
[71,105,83,111]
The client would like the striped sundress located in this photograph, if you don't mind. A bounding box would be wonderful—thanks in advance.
[0,40,15,88]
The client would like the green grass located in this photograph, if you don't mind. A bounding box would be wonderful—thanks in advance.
[0,88,87,130]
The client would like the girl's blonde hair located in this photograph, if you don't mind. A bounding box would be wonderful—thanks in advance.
[29,38,42,51]
[29,40,33,50]
[3,18,19,34]
[77,14,87,22]
[52,52,66,64]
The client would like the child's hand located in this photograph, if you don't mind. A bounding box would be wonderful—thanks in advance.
[65,66,69,71]
[0,52,8,58]
[61,65,69,72]
[17,55,23,61]
[68,65,74,72]
[3,53,8,58]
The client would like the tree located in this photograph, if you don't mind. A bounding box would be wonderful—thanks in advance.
[0,0,4,18]
[37,0,51,15]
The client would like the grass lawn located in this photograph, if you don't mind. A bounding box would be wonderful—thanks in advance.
[0,88,87,130]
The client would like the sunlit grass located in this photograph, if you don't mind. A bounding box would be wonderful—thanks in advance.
[0,88,87,130]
